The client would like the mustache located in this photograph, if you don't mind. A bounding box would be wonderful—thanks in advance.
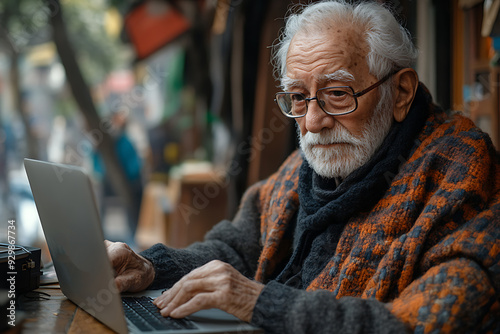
[299,126,363,146]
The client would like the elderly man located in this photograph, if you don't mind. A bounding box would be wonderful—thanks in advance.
[107,1,500,332]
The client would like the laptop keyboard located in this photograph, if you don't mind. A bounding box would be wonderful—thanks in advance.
[122,296,197,332]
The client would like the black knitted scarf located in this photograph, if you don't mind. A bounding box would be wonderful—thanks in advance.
[275,85,432,288]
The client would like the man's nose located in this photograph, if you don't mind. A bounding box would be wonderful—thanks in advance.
[305,99,336,133]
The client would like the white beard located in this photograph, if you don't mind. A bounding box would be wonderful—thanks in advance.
[299,86,394,180]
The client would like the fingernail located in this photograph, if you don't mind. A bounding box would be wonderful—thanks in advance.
[160,306,171,317]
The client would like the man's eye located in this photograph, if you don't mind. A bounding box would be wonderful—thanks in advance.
[291,94,305,102]
[329,90,347,97]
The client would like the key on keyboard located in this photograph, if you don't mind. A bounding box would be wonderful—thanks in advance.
[122,296,197,331]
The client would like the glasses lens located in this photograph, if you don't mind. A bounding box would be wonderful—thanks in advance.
[317,87,355,115]
[276,93,307,117]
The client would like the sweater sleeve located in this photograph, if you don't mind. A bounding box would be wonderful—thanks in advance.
[139,181,264,289]
[251,280,410,333]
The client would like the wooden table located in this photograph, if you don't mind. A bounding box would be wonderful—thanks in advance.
[12,287,114,333]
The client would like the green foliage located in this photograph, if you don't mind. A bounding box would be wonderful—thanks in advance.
[63,0,122,84]
[0,0,129,84]
[61,0,125,85]
[0,0,47,49]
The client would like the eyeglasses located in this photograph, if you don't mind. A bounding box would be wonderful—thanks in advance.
[274,72,395,118]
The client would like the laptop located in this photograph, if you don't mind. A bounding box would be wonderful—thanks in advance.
[24,158,262,334]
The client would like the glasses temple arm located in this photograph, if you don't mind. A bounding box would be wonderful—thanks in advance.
[353,71,398,98]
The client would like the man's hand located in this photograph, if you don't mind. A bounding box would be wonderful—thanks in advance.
[153,260,264,322]
[105,240,155,292]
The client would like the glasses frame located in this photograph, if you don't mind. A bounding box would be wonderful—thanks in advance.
[275,71,397,118]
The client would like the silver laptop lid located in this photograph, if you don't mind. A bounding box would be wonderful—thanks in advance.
[24,158,128,334]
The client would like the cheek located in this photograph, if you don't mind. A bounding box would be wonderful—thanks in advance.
[295,119,306,135]
[333,117,368,137]
[338,99,379,136]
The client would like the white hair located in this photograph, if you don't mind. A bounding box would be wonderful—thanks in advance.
[273,0,418,84]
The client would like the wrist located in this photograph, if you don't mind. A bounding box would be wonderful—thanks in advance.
[250,281,299,332]
[140,255,155,289]
[244,281,265,322]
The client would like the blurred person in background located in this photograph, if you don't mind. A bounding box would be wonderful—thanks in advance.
[93,109,143,245]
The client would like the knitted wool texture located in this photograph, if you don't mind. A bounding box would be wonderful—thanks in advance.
[254,108,500,331]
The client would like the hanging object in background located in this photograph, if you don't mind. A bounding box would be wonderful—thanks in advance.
[212,0,232,34]
[125,0,191,60]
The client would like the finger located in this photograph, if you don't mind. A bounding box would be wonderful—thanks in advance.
[104,240,117,259]
[154,275,218,309]
[169,293,215,318]
[153,273,193,308]
[154,283,181,308]
[155,282,192,314]
[157,278,214,317]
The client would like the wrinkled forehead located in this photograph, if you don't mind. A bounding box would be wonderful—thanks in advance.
[288,24,368,62]
[284,26,370,86]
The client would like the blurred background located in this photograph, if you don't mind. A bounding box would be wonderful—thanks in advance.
[0,0,498,264]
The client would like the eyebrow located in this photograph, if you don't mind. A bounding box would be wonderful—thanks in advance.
[281,77,303,90]
[322,69,355,83]
[281,69,355,90]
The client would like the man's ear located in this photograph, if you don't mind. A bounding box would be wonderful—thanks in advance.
[392,68,418,122]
